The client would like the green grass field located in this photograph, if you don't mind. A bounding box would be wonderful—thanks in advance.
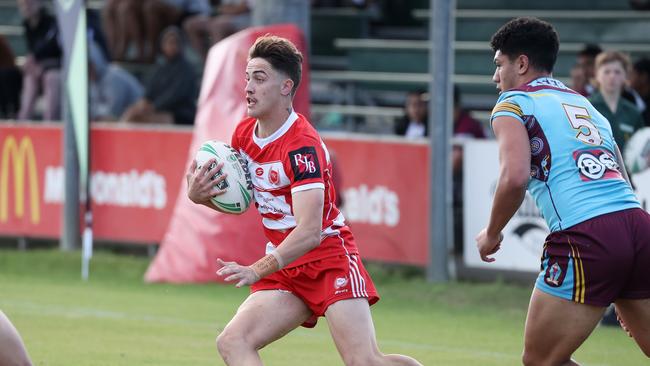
[0,249,645,366]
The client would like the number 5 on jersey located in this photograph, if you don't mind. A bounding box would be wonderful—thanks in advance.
[562,104,602,146]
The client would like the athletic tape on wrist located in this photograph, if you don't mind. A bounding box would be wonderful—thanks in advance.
[269,250,285,269]
[250,254,280,279]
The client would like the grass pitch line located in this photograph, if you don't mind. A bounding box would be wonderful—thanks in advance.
[0,299,221,329]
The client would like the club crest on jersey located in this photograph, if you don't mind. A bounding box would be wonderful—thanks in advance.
[545,262,563,286]
[289,146,321,181]
[334,276,349,289]
[268,167,280,185]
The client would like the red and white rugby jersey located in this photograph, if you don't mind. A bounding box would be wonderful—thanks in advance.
[231,111,359,268]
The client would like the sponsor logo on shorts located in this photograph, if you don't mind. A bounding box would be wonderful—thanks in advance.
[255,167,264,176]
[334,276,348,289]
[545,262,562,286]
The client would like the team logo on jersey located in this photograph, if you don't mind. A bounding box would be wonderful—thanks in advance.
[530,137,544,156]
[334,276,349,289]
[573,148,621,181]
[269,167,280,185]
[545,262,563,286]
[289,146,321,181]
[255,167,264,176]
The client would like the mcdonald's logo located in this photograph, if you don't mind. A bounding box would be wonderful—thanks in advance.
[0,136,40,224]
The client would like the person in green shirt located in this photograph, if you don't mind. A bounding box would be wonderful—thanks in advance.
[589,51,645,154]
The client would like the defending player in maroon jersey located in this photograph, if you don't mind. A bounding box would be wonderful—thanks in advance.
[187,35,423,365]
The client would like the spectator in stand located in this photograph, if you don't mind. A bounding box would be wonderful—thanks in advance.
[103,0,211,63]
[121,27,197,125]
[451,85,486,256]
[0,36,22,119]
[629,57,650,126]
[589,51,644,155]
[17,0,62,121]
[184,0,253,60]
[395,90,428,138]
[571,44,602,97]
[89,41,143,121]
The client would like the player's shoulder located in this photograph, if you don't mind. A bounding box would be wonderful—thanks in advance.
[285,113,321,145]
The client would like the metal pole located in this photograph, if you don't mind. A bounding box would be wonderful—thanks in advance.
[62,101,80,251]
[427,0,455,282]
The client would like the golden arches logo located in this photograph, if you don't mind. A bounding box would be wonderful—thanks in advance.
[0,136,40,224]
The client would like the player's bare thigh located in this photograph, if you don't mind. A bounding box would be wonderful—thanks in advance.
[218,290,311,350]
[615,298,650,357]
[523,288,605,366]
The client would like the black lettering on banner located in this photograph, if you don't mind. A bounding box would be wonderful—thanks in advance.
[289,146,321,181]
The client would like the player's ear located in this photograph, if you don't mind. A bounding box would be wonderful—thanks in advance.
[517,54,530,75]
[281,78,294,97]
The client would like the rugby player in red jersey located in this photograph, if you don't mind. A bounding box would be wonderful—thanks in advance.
[187,35,423,366]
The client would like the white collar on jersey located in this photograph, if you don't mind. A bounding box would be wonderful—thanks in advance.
[253,110,299,149]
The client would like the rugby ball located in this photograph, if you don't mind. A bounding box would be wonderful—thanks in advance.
[624,127,650,174]
[195,140,254,214]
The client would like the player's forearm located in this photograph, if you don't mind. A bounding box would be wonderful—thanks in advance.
[274,224,321,266]
[486,177,527,237]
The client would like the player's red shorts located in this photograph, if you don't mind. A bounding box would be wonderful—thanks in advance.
[250,254,379,328]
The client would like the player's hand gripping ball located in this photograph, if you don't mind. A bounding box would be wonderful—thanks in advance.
[194,140,254,214]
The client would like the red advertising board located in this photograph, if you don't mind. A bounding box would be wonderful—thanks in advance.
[0,124,192,242]
[326,137,429,265]
[0,124,62,237]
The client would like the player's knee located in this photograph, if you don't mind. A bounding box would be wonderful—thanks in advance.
[216,329,252,358]
[522,349,545,366]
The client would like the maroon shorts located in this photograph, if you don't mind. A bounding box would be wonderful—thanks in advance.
[251,254,379,328]
[536,208,650,306]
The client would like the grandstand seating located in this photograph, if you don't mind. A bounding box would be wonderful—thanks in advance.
[0,0,647,132]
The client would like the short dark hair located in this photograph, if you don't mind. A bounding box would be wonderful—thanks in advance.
[633,57,650,75]
[490,17,559,73]
[249,35,303,96]
[578,44,602,59]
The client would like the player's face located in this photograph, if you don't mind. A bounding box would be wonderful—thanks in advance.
[245,58,287,119]
[492,50,517,92]
[596,61,626,95]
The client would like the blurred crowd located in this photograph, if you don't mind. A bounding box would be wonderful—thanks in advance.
[0,0,649,138]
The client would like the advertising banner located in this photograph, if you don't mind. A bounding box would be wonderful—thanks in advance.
[0,124,192,242]
[327,136,429,265]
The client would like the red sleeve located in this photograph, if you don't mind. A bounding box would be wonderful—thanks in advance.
[283,135,326,194]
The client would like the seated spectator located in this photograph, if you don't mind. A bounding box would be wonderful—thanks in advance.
[121,27,197,125]
[89,41,143,121]
[103,0,211,63]
[0,36,22,119]
[629,57,650,126]
[571,44,601,97]
[184,0,253,60]
[395,90,428,138]
[17,0,62,121]
[589,51,645,154]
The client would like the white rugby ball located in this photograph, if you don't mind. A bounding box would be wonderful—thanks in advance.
[624,127,650,174]
[195,140,254,214]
